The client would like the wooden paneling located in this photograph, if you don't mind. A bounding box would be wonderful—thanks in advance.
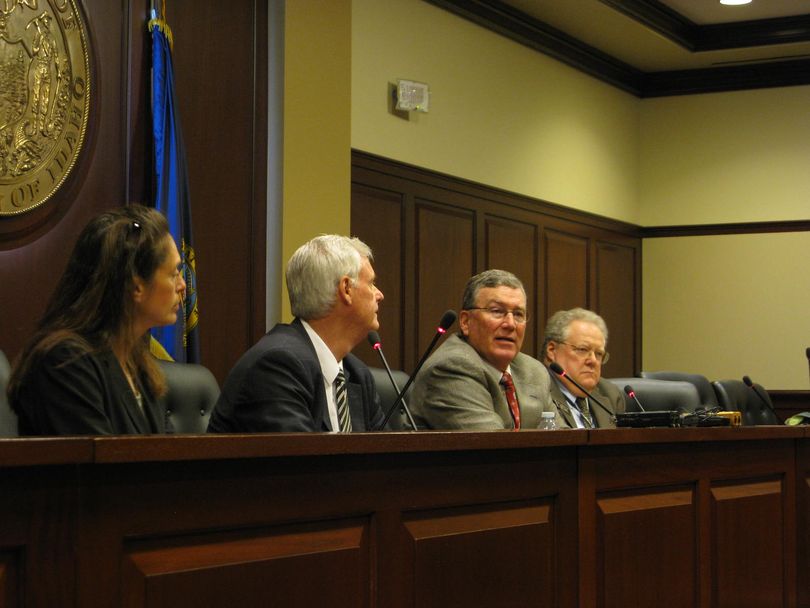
[710,479,786,607]
[415,201,474,355]
[122,520,369,608]
[0,552,19,608]
[0,465,79,607]
[485,216,539,352]
[351,183,406,369]
[167,1,267,381]
[595,241,638,377]
[402,501,556,608]
[580,432,799,607]
[799,438,810,608]
[544,228,589,320]
[351,151,642,372]
[597,487,697,607]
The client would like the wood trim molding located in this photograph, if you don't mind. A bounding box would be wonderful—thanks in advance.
[641,219,810,238]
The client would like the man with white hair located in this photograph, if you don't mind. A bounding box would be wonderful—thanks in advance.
[208,235,386,432]
[542,307,625,428]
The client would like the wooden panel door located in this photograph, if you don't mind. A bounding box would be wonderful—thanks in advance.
[351,183,406,369]
[710,479,788,607]
[543,228,589,322]
[485,215,539,355]
[415,201,474,357]
[597,487,697,607]
[595,241,638,378]
[402,501,557,608]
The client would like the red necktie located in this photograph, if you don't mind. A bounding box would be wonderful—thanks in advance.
[501,371,521,430]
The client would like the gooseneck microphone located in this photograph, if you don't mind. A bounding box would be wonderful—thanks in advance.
[548,362,614,422]
[376,310,457,431]
[623,385,646,412]
[742,375,780,423]
[368,331,418,431]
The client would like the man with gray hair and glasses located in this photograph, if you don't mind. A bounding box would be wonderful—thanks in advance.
[410,269,554,430]
[208,235,387,432]
[542,308,625,428]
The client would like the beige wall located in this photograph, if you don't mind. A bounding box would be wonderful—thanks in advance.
[351,0,641,224]
[643,232,810,389]
[280,0,352,320]
[639,86,810,226]
[639,86,810,387]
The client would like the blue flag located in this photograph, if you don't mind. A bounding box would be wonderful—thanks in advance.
[148,7,199,363]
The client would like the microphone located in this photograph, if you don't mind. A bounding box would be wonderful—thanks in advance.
[623,385,646,412]
[367,331,418,430]
[742,375,780,424]
[376,310,457,430]
[548,362,615,423]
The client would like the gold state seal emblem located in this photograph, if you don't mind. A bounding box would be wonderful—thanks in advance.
[0,0,90,215]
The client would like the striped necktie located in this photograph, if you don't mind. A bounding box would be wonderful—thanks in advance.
[335,369,352,433]
[501,371,521,430]
[576,397,593,428]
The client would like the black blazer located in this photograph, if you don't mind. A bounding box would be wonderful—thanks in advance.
[208,319,385,432]
[14,343,166,435]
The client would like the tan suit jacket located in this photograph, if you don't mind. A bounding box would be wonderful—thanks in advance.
[411,334,555,430]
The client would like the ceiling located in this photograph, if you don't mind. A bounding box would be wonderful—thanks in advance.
[427,0,810,96]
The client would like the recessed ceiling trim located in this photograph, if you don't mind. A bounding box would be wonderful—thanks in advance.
[426,0,643,94]
[600,0,696,50]
[698,15,810,51]
[425,0,810,97]
[603,0,810,51]
[642,57,810,97]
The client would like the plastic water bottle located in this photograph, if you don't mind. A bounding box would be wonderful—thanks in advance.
[538,411,557,430]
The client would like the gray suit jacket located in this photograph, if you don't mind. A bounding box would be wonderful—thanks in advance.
[546,367,625,428]
[411,334,554,430]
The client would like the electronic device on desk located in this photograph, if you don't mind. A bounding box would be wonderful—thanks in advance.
[616,411,682,428]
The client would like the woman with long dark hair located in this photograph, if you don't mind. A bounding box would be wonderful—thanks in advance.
[7,204,186,435]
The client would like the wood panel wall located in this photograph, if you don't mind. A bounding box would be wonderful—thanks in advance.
[350,151,642,378]
[0,1,267,384]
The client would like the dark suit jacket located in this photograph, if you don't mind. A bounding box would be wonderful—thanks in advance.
[208,319,384,432]
[547,366,625,429]
[14,343,166,436]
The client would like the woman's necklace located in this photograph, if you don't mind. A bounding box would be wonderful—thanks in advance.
[123,364,144,414]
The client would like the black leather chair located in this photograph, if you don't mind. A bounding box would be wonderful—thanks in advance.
[157,360,220,433]
[712,379,780,425]
[640,370,719,408]
[368,366,415,430]
[0,350,19,436]
[607,377,702,413]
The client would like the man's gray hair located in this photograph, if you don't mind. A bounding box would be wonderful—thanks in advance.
[286,235,373,320]
[541,307,608,353]
[461,269,525,310]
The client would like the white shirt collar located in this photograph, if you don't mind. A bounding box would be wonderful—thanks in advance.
[301,320,342,382]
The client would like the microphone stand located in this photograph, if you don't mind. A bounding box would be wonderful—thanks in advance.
[369,335,418,430]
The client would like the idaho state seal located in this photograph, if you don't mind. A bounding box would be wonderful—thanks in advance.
[0,0,90,216]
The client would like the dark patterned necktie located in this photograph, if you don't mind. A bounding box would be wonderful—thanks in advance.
[576,397,593,428]
[501,371,521,430]
[335,369,352,433]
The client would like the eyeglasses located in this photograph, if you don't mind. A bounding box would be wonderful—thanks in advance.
[557,341,609,364]
[465,306,528,324]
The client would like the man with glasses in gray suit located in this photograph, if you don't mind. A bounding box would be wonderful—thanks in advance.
[410,269,554,430]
